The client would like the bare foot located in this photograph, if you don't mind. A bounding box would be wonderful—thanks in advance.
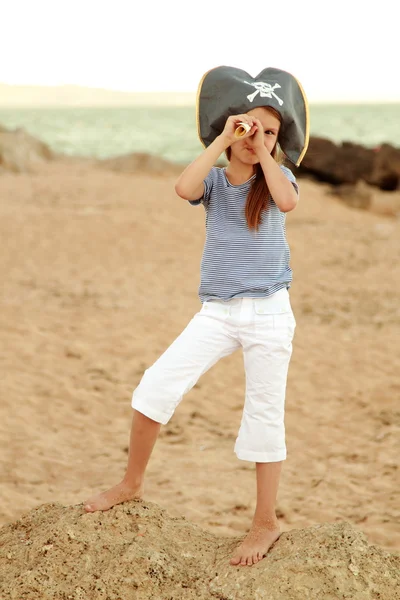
[83,480,144,513]
[230,521,281,567]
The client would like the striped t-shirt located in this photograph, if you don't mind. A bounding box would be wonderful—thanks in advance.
[189,165,298,303]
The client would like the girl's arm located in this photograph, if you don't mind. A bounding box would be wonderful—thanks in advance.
[174,135,229,201]
[175,114,252,201]
[257,147,299,212]
[251,116,298,212]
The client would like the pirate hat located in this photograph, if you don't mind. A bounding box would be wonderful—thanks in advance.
[196,66,310,166]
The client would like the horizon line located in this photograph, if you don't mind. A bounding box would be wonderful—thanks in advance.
[0,82,399,105]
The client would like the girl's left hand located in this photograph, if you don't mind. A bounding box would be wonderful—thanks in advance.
[250,117,266,154]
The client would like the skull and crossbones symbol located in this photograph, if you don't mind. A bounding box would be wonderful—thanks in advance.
[243,81,284,106]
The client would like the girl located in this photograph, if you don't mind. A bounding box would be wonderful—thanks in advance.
[83,67,309,568]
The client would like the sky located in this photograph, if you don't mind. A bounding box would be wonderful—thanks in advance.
[1,0,398,103]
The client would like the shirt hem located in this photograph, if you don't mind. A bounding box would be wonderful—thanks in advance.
[199,283,291,303]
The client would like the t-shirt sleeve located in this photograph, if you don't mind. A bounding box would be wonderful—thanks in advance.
[280,164,299,195]
[188,168,214,208]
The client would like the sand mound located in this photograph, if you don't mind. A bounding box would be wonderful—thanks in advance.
[0,501,398,600]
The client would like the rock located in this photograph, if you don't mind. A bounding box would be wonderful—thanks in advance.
[0,125,54,173]
[294,137,400,193]
[294,137,374,186]
[0,501,398,600]
[97,152,184,177]
[368,144,400,191]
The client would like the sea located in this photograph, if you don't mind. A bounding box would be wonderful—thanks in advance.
[0,104,399,165]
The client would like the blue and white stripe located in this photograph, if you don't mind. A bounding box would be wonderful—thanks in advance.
[189,165,298,303]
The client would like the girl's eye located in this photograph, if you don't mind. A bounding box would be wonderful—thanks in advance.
[265,130,274,135]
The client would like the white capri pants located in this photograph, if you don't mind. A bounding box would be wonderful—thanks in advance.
[132,288,296,463]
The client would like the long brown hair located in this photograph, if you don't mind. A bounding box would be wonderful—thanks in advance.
[225,107,284,232]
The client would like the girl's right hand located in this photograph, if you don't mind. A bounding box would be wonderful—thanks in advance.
[218,114,257,146]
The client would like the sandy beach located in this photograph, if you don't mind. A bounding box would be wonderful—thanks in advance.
[0,158,399,557]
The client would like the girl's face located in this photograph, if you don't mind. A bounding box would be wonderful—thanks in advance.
[231,107,281,164]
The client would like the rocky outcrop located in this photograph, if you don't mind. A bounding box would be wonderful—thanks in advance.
[0,500,398,600]
[0,126,54,173]
[295,138,400,191]
[295,137,374,186]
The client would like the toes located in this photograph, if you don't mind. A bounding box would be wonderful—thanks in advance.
[231,553,262,567]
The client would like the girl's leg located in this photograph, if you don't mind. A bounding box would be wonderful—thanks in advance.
[84,409,160,512]
[83,304,240,512]
[231,295,295,565]
[230,461,282,566]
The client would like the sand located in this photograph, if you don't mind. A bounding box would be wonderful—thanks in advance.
[0,159,399,597]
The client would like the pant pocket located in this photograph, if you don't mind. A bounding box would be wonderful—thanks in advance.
[273,312,296,336]
[254,295,296,341]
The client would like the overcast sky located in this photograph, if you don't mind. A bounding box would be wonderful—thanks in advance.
[1,0,397,102]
